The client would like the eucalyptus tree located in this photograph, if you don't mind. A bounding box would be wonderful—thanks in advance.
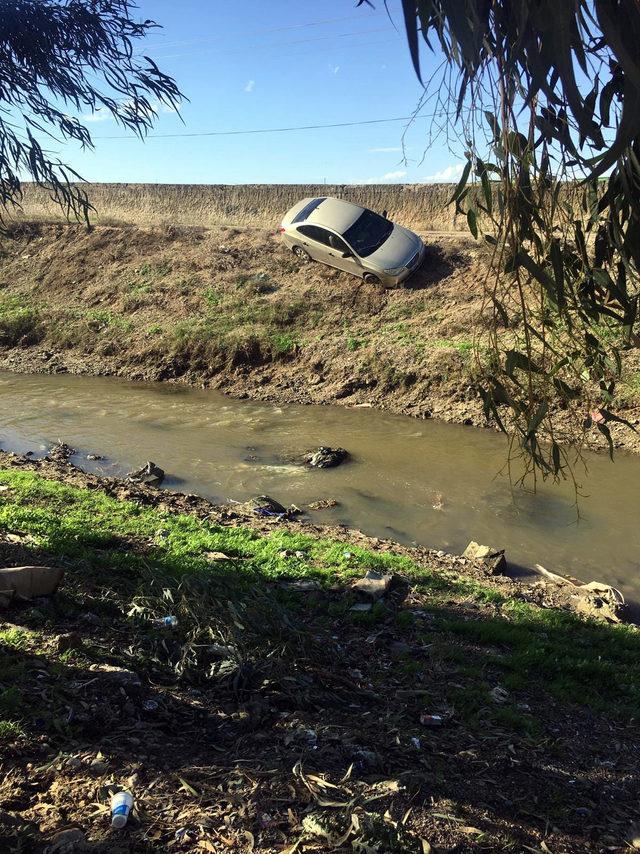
[384,1,640,479]
[0,0,182,223]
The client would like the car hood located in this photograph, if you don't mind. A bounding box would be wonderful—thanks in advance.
[367,224,422,270]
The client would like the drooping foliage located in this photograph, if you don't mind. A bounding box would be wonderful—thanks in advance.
[388,1,640,478]
[0,0,182,223]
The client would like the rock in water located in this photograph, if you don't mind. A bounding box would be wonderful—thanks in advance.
[304,447,349,468]
[48,441,76,462]
[126,461,165,486]
[463,541,507,575]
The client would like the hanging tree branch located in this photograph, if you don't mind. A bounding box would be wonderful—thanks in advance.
[370,0,640,479]
[0,0,184,224]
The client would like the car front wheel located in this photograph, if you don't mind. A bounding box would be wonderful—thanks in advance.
[292,246,311,263]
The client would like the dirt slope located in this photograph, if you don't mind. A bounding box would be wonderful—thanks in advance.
[0,221,485,424]
[1,221,639,453]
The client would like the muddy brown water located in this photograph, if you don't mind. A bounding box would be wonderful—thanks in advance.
[1,370,638,599]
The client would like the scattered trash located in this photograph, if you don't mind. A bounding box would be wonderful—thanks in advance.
[304,446,349,468]
[86,453,104,461]
[490,686,509,704]
[462,541,507,574]
[110,789,134,828]
[126,460,165,486]
[352,569,392,600]
[154,615,178,629]
[349,602,372,613]
[279,579,321,592]
[343,551,353,559]
[535,564,626,623]
[142,699,159,712]
[410,736,422,749]
[420,713,444,727]
[0,565,64,603]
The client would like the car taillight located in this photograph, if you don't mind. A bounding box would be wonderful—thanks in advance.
[277,226,285,233]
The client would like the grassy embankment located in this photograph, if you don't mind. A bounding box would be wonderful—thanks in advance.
[1,467,639,851]
[0,222,488,422]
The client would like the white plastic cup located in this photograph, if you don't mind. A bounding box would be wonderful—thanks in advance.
[111,790,134,829]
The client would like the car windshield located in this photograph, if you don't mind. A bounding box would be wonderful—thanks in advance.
[343,210,393,257]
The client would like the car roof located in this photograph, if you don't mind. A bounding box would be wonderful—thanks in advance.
[306,197,365,234]
[288,196,364,234]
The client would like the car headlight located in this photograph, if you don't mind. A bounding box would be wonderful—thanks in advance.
[385,266,406,276]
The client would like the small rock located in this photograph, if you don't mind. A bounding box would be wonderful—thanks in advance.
[308,498,339,510]
[246,494,287,516]
[350,602,372,613]
[462,541,507,574]
[45,827,86,853]
[126,461,165,486]
[48,441,76,462]
[56,632,82,654]
[490,686,509,704]
[86,453,104,461]
[89,756,109,775]
[352,570,392,600]
[304,446,349,468]
[92,665,142,691]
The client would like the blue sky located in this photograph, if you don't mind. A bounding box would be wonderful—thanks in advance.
[60,0,464,185]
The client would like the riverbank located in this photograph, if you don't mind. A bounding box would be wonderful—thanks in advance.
[0,451,639,851]
[2,221,640,458]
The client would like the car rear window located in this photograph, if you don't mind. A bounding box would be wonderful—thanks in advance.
[292,197,326,223]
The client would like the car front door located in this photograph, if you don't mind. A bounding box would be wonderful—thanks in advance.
[325,232,362,277]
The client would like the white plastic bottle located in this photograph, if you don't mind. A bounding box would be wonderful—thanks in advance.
[111,790,134,828]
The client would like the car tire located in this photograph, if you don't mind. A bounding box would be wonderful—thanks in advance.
[292,246,311,263]
[363,272,381,285]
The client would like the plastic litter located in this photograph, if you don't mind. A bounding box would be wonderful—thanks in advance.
[153,615,177,628]
[110,790,134,829]
[420,713,444,727]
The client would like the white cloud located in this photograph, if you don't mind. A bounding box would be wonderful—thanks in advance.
[351,169,408,185]
[82,108,110,123]
[368,145,403,153]
[331,65,340,75]
[244,79,255,93]
[423,163,464,182]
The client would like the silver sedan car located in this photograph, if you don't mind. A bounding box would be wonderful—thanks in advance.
[279,196,425,287]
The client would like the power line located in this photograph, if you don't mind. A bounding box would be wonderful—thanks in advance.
[140,14,373,52]
[149,27,394,61]
[95,113,442,141]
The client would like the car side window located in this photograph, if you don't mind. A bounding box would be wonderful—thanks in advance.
[297,225,332,246]
[328,233,350,253]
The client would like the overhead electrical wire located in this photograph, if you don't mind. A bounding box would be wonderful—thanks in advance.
[94,112,447,141]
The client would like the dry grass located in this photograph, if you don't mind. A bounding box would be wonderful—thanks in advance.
[12,182,468,232]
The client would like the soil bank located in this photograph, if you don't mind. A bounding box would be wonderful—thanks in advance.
[1,221,640,455]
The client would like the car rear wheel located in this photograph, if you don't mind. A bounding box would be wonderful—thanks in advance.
[292,246,311,263]
[363,272,381,285]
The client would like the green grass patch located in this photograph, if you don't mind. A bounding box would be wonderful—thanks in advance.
[0,469,638,716]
